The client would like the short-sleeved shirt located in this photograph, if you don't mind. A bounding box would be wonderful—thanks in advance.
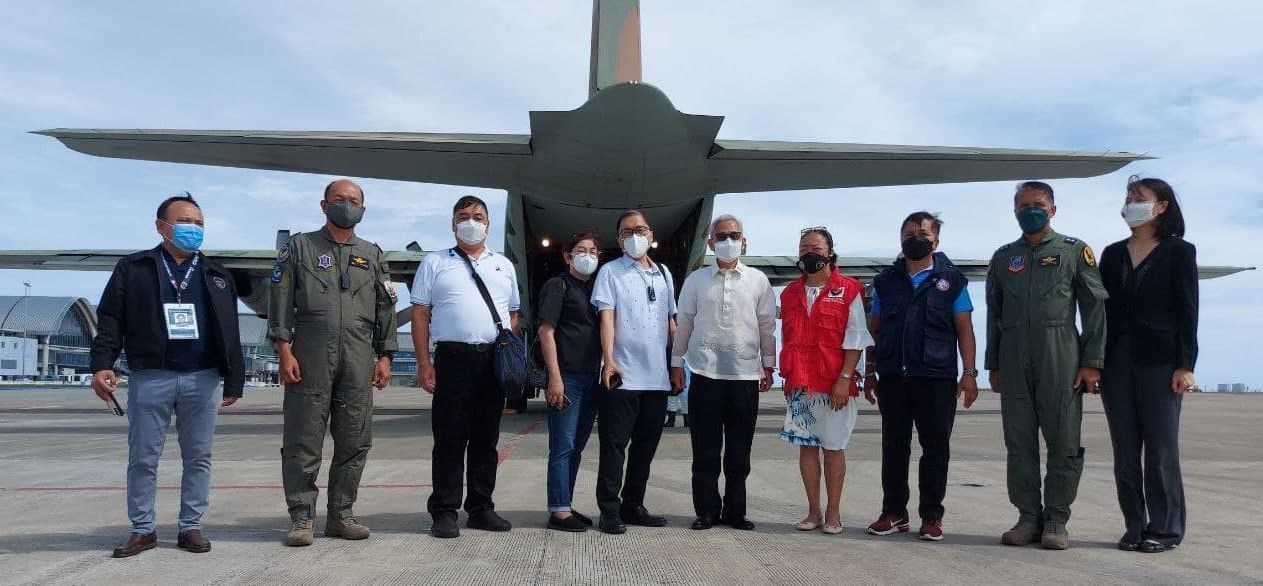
[870,264,974,316]
[410,247,521,344]
[590,255,676,391]
[537,272,600,373]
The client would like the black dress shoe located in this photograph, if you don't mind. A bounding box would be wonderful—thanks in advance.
[1139,539,1176,554]
[621,505,668,527]
[548,514,588,533]
[571,510,594,527]
[725,518,756,531]
[430,513,460,539]
[598,514,626,535]
[1117,538,1141,552]
[112,532,157,558]
[691,517,715,530]
[177,529,212,553]
[467,510,512,532]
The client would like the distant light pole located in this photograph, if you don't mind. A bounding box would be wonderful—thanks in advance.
[21,282,30,380]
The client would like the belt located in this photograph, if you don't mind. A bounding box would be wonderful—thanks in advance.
[435,341,495,353]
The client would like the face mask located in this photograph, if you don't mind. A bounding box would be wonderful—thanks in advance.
[713,238,742,263]
[1121,202,1156,228]
[571,252,598,276]
[797,252,831,274]
[455,219,488,245]
[165,222,204,253]
[1016,207,1049,234]
[901,235,933,261]
[623,234,650,259]
[326,200,364,229]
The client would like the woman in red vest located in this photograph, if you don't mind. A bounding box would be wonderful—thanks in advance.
[779,227,874,535]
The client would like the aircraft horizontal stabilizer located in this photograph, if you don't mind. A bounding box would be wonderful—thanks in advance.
[708,141,1152,193]
[33,129,532,189]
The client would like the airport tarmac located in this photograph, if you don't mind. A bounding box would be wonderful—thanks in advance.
[0,387,1260,585]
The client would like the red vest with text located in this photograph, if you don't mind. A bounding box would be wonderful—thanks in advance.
[779,268,862,396]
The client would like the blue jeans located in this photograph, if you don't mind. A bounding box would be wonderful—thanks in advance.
[546,372,601,513]
[126,369,221,534]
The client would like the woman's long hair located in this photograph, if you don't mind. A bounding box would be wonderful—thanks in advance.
[1127,175,1186,238]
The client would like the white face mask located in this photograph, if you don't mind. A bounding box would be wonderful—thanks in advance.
[571,252,598,276]
[455,219,487,245]
[713,238,742,263]
[1121,202,1156,228]
[623,234,650,259]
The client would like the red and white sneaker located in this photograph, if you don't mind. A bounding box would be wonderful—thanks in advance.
[919,518,944,541]
[865,514,910,536]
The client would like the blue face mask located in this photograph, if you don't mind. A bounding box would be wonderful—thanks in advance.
[1016,208,1049,235]
[167,223,204,252]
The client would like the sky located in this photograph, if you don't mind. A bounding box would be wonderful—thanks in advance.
[0,1,1260,388]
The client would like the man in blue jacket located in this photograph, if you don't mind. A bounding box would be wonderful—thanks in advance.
[90,193,244,558]
[862,211,979,542]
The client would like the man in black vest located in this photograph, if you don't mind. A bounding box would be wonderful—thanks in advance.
[862,211,980,542]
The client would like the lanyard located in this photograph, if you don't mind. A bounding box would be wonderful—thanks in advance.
[160,253,200,303]
[634,261,660,303]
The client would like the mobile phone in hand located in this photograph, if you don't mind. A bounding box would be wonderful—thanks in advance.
[604,372,622,391]
[108,393,125,416]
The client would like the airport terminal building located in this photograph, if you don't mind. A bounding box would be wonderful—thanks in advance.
[0,296,96,380]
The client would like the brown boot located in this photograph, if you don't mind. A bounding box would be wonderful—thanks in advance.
[1001,518,1042,546]
[1041,521,1070,550]
[325,517,370,540]
[112,532,157,558]
[285,519,315,547]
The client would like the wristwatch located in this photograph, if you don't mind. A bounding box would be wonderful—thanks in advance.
[838,372,852,380]
[962,368,979,378]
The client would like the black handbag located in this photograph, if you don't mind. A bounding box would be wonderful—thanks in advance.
[453,248,528,399]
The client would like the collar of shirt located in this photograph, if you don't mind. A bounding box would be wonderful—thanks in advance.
[909,263,935,280]
[315,225,363,246]
[1015,229,1061,249]
[618,254,658,273]
[449,246,498,262]
[712,260,745,276]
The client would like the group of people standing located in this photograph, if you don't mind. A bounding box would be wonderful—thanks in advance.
[88,176,1197,558]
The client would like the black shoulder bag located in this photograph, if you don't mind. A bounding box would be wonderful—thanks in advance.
[453,248,528,400]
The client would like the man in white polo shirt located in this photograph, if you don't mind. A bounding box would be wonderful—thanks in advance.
[592,209,677,535]
[671,214,777,532]
[410,195,521,539]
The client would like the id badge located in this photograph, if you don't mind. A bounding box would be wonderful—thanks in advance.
[164,303,200,340]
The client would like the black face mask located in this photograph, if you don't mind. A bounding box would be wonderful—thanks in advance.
[797,252,831,274]
[901,235,933,261]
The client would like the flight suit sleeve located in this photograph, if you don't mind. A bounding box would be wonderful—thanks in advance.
[373,245,399,355]
[267,239,298,343]
[1073,242,1108,369]
[984,252,1003,371]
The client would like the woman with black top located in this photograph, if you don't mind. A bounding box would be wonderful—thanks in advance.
[1100,176,1198,554]
[538,232,604,532]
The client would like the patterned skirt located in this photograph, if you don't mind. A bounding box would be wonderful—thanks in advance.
[778,388,858,451]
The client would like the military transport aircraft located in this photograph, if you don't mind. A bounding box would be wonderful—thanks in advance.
[0,0,1250,325]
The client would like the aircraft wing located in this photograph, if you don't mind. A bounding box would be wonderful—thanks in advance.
[33,129,532,189]
[723,256,1254,287]
[707,141,1151,192]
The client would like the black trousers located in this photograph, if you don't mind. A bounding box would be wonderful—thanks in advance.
[688,375,759,521]
[877,376,957,521]
[596,389,668,516]
[427,343,505,516]
[1101,336,1185,546]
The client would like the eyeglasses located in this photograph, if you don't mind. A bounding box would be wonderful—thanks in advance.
[714,231,743,241]
[618,226,651,238]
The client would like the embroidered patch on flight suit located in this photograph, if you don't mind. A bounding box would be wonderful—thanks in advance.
[1038,255,1061,267]
[1063,237,1079,245]
[1082,246,1097,267]
[349,255,370,270]
[276,244,290,263]
[270,266,283,283]
[317,254,334,270]
[1008,256,1026,273]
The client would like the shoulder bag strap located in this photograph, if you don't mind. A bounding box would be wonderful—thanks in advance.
[452,247,504,333]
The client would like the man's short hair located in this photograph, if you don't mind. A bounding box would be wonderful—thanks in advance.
[453,195,489,215]
[566,230,601,252]
[709,214,743,238]
[615,209,647,234]
[1014,181,1055,203]
[156,192,199,220]
[323,179,365,201]
[901,211,942,236]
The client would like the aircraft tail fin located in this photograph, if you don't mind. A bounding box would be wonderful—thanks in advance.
[589,0,642,96]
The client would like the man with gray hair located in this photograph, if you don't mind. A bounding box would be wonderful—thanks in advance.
[671,214,777,531]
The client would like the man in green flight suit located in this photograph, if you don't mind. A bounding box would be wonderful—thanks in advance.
[268,179,399,547]
[985,181,1107,551]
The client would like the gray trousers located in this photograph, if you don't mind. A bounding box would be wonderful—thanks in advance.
[126,369,221,534]
[1101,336,1185,546]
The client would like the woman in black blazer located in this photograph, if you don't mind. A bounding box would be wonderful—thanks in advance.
[1099,176,1198,554]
